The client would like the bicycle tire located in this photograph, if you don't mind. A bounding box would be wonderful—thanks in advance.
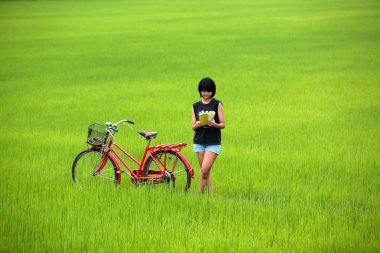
[72,149,118,187]
[143,150,191,192]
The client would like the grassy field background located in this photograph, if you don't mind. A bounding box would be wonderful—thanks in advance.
[1,0,379,252]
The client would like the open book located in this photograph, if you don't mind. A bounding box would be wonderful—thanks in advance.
[199,111,215,125]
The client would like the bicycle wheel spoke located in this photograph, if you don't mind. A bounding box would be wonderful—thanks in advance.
[96,174,117,180]
[172,169,186,176]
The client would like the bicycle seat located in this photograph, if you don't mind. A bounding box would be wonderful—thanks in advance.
[138,131,158,140]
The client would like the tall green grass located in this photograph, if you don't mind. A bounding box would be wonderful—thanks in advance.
[0,0,379,252]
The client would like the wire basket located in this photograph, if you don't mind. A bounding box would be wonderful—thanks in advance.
[87,123,107,146]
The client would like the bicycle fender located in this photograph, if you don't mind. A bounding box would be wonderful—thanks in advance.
[102,151,121,183]
[175,152,195,179]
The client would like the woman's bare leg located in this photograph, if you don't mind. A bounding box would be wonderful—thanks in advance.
[198,151,218,194]
[196,152,205,193]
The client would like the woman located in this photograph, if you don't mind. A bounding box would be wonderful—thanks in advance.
[191,77,225,194]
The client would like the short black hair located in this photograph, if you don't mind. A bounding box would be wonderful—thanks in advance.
[198,77,216,98]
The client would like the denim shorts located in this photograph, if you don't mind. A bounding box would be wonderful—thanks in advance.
[193,144,221,155]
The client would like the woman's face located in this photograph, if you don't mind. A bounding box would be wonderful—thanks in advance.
[201,90,213,99]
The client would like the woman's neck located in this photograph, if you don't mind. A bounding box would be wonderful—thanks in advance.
[202,98,213,104]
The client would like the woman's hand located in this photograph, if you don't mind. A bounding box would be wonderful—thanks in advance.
[194,121,202,130]
[207,119,216,127]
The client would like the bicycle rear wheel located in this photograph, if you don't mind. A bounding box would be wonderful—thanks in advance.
[72,149,118,188]
[143,150,191,192]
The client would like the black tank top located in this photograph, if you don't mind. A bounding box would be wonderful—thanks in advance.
[193,98,222,145]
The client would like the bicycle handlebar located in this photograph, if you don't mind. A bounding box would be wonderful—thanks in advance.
[105,120,134,139]
[114,119,134,126]
[106,119,135,127]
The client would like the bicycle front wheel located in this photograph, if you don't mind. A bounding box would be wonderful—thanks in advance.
[72,149,118,188]
[143,150,191,192]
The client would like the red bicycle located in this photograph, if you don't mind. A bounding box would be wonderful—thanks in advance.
[72,119,194,192]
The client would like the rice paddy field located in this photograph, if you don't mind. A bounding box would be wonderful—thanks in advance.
[1,0,379,252]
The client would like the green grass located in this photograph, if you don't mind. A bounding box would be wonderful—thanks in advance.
[1,0,379,252]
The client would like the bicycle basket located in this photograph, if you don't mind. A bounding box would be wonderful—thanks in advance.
[87,123,107,146]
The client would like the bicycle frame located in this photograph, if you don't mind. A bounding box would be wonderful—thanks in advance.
[93,137,194,184]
